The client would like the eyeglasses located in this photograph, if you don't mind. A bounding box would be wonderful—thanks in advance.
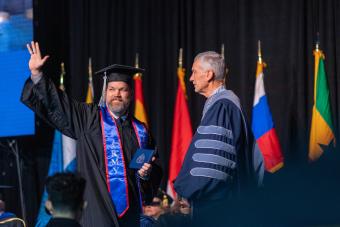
[148,201,161,206]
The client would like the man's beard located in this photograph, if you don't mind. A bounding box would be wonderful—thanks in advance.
[107,99,130,117]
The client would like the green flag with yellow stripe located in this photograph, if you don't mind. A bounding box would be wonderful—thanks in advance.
[309,48,336,161]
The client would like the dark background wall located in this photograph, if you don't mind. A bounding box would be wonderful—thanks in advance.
[1,0,340,226]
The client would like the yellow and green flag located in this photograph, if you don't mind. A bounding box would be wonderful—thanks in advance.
[309,48,335,161]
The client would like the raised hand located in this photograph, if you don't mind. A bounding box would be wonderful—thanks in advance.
[26,41,49,76]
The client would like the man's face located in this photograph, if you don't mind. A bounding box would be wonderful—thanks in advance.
[190,60,209,95]
[106,81,131,116]
[143,197,163,219]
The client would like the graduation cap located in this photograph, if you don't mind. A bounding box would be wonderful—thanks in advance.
[95,64,145,107]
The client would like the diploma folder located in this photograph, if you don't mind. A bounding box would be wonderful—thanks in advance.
[129,148,155,169]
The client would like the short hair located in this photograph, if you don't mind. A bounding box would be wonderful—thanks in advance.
[46,172,86,212]
[194,51,227,81]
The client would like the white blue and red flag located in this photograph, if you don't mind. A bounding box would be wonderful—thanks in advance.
[252,61,284,173]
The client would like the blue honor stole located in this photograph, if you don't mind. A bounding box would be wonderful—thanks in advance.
[100,106,148,217]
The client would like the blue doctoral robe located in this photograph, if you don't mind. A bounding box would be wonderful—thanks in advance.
[0,212,16,221]
[174,88,262,226]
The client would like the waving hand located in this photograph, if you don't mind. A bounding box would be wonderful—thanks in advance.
[26,41,49,76]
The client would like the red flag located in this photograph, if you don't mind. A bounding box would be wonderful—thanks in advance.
[167,67,193,199]
[134,73,148,127]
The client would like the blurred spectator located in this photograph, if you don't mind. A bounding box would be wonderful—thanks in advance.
[44,173,86,227]
[143,189,174,220]
[154,197,191,227]
[143,197,165,220]
[0,199,15,221]
[0,196,25,227]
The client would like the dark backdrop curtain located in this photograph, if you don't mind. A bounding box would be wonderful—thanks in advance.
[18,0,340,225]
[67,0,340,165]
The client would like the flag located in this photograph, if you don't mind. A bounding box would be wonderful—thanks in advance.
[309,48,335,161]
[167,66,193,199]
[36,64,77,226]
[133,70,148,126]
[86,58,94,104]
[252,58,284,173]
[35,131,77,226]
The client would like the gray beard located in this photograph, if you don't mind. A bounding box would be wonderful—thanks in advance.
[107,103,129,117]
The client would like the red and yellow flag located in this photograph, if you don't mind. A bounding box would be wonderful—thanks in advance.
[167,66,193,199]
[133,72,148,126]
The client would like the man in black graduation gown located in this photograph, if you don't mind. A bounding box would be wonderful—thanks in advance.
[174,51,263,227]
[21,42,162,227]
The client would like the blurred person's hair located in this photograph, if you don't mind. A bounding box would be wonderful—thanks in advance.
[46,172,86,213]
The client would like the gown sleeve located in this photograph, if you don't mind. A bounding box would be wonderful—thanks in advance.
[21,76,96,139]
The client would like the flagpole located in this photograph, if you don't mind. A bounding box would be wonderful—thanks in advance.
[178,48,183,69]
[221,44,228,86]
[258,40,262,64]
[60,62,65,91]
[178,48,187,96]
[88,58,93,85]
[135,53,139,68]
[134,53,142,78]
[315,32,320,52]
[85,58,94,104]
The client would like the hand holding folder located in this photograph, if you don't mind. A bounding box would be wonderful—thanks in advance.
[129,148,155,180]
[129,148,155,169]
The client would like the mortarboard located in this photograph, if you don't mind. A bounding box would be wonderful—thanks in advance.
[95,64,144,107]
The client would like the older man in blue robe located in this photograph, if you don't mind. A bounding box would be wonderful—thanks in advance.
[174,51,263,227]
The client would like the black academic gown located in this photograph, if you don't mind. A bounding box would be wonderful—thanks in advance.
[21,76,162,227]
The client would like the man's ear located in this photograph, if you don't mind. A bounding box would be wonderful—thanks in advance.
[206,70,215,81]
[45,200,53,215]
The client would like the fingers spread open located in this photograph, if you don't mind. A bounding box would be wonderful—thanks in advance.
[31,41,36,53]
[27,43,33,54]
[36,42,41,56]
